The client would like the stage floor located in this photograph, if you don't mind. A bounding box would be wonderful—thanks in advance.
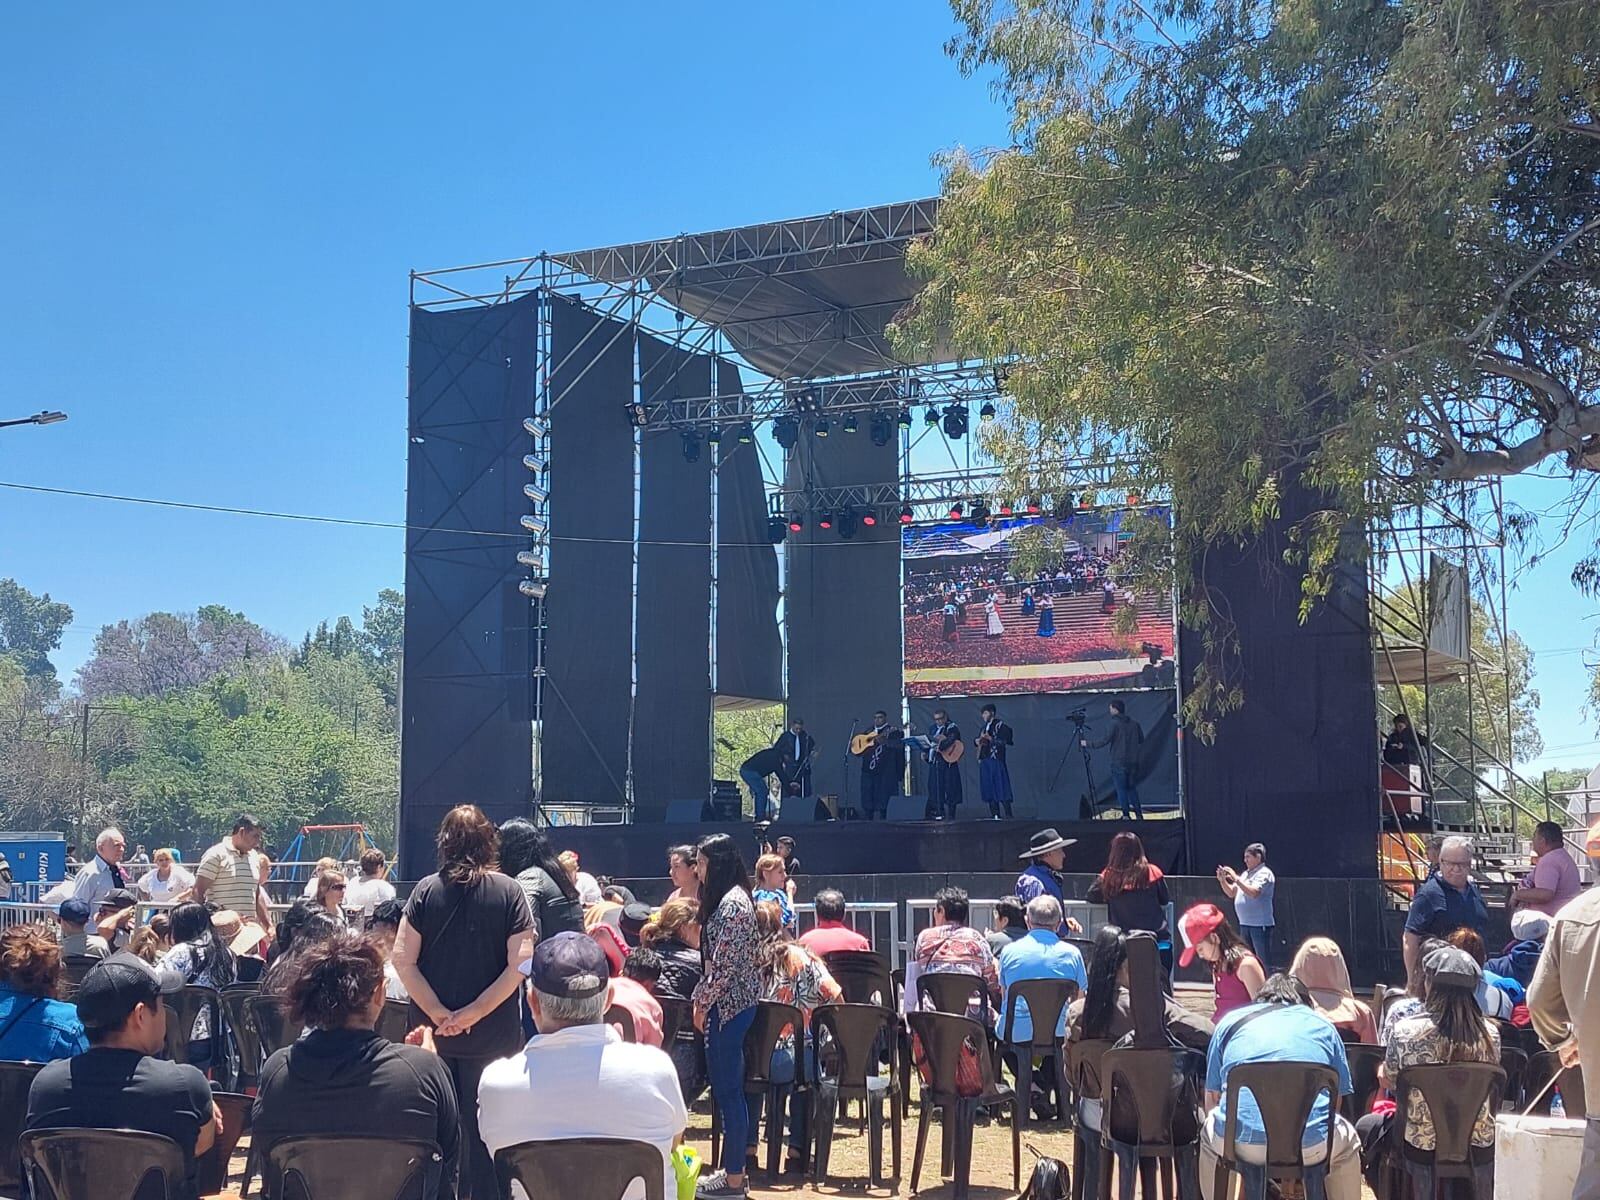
[550,815,1186,880]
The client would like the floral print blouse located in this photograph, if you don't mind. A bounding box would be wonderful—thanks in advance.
[1385,1014,1501,1150]
[693,887,759,1025]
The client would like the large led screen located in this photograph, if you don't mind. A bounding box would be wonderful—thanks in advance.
[903,509,1177,698]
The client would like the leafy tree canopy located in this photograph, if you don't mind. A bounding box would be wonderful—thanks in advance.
[0,578,72,682]
[896,0,1599,726]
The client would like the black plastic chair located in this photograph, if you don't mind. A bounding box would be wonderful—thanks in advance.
[249,993,303,1060]
[1341,1043,1385,1124]
[1067,937,1098,972]
[1380,1063,1505,1200]
[1066,1038,1116,1200]
[220,985,264,1090]
[59,956,100,996]
[1098,1045,1203,1200]
[195,1090,251,1197]
[709,1001,809,1178]
[657,996,691,1045]
[1000,977,1079,1128]
[907,1009,1020,1200]
[811,1003,901,1188]
[374,1000,416,1045]
[605,1004,637,1043]
[263,1134,444,1200]
[162,985,221,1069]
[0,1061,43,1198]
[1211,1061,1339,1200]
[917,970,993,1024]
[494,1136,664,1200]
[21,1128,187,1200]
[1498,1045,1529,1110]
[1525,1052,1586,1116]
[821,950,894,1007]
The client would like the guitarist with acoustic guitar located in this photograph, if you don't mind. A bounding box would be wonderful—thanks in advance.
[977,702,1016,819]
[923,707,965,820]
[851,710,905,820]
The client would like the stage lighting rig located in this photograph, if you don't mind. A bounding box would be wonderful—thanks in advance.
[979,400,996,422]
[519,515,548,536]
[942,405,969,439]
[999,502,1014,518]
[767,515,788,544]
[518,580,548,599]
[523,482,549,505]
[869,413,893,446]
[861,509,878,527]
[837,510,858,539]
[924,404,941,427]
[736,421,755,444]
[623,402,649,427]
[707,426,722,445]
[773,414,800,450]
[948,501,964,520]
[523,416,549,439]
[899,504,914,524]
[818,512,835,530]
[517,549,544,570]
[815,418,831,439]
[842,414,859,435]
[897,408,913,429]
[681,431,702,463]
[1054,493,1075,520]
[1079,491,1096,509]
[787,513,805,533]
[971,499,991,524]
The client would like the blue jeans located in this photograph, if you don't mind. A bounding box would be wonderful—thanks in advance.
[707,1003,757,1174]
[1110,764,1142,819]
[739,768,772,821]
[746,1041,815,1153]
[1240,924,1273,971]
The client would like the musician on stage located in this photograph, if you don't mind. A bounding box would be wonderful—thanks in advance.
[739,743,794,822]
[977,702,1015,819]
[855,709,905,820]
[924,707,964,820]
[781,716,816,801]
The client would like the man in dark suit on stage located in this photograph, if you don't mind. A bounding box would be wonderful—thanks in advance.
[977,703,1016,819]
[780,717,816,803]
[924,708,963,821]
[739,743,794,822]
[857,709,904,820]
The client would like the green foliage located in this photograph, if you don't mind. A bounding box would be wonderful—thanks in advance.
[896,0,1600,730]
[0,579,72,682]
[714,706,785,817]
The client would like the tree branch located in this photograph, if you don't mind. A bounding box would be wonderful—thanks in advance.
[1464,215,1600,346]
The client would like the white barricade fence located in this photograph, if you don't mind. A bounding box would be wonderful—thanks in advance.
[0,902,66,931]
[790,901,902,967]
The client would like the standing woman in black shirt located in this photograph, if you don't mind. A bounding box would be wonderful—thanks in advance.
[497,818,583,940]
[1086,832,1173,973]
[393,805,534,1200]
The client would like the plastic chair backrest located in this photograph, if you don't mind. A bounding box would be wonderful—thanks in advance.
[907,1010,1001,1100]
[1392,1063,1506,1167]
[249,993,303,1059]
[60,957,99,993]
[657,997,691,1045]
[1101,1046,1189,1152]
[265,1134,443,1200]
[195,1091,251,1196]
[1002,977,1079,1048]
[821,951,893,1007]
[743,1001,805,1087]
[21,1127,187,1200]
[1220,1061,1339,1172]
[916,970,988,1018]
[219,986,264,1082]
[1342,1044,1385,1122]
[1498,1045,1529,1109]
[812,1002,895,1094]
[1067,1038,1117,1103]
[162,986,220,1064]
[1122,935,1167,1048]
[0,1061,43,1193]
[494,1137,664,1200]
[375,1000,415,1045]
[1067,938,1097,970]
[605,1005,637,1043]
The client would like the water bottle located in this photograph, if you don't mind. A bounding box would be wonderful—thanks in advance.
[1552,1087,1566,1119]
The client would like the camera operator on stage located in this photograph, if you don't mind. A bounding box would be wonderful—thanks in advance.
[977,704,1015,819]
[1082,699,1146,820]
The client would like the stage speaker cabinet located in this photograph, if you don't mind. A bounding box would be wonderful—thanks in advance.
[886,795,927,822]
[708,794,742,823]
[664,799,709,823]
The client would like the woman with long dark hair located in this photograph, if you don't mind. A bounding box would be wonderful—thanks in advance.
[690,832,759,1200]
[393,804,534,1200]
[1177,903,1265,1021]
[158,901,237,1067]
[498,817,583,940]
[1087,832,1172,971]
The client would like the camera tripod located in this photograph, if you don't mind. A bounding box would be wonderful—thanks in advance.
[1047,711,1101,820]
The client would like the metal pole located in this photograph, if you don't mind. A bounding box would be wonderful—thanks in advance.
[76,704,90,853]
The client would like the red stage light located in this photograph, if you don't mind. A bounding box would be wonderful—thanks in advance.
[862,511,878,527]
[1025,499,1041,514]
[819,513,834,529]
[787,515,804,532]
[899,505,914,524]
[999,503,1014,517]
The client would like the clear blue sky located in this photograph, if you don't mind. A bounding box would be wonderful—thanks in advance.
[1,3,1594,777]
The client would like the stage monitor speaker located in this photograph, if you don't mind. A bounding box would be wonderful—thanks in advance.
[886,795,927,821]
[664,799,708,823]
[708,794,742,822]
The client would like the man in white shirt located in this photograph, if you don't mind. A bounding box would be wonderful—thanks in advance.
[479,932,686,1200]
[342,849,397,917]
[69,829,128,907]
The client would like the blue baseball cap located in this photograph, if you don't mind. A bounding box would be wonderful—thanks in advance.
[519,931,608,998]
[59,898,92,925]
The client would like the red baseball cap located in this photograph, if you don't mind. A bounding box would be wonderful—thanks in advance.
[1178,902,1227,967]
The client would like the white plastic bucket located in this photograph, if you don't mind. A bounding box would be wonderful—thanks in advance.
[1495,1114,1586,1199]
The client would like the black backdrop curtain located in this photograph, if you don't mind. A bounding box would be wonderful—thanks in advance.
[541,296,635,807]
[400,295,539,878]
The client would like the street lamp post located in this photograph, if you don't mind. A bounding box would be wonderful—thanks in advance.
[0,411,68,429]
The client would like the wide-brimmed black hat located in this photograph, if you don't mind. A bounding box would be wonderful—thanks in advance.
[1019,828,1077,859]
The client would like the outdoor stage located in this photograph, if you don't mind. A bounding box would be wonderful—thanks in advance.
[552,815,1186,880]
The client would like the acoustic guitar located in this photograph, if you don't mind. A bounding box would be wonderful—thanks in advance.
[850,726,903,756]
[938,738,965,765]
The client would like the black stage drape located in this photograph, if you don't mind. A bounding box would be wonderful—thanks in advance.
[400,295,538,878]
[1181,486,1377,878]
[714,358,783,705]
[784,427,901,805]
[542,296,635,807]
[634,335,713,814]
[908,691,1178,822]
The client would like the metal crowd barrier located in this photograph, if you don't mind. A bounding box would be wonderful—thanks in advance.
[0,902,66,931]
[789,901,902,967]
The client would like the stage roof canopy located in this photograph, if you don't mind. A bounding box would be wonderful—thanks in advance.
[549,198,945,380]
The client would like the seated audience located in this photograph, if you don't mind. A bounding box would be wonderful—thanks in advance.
[56,899,103,960]
[666,844,698,903]
[301,857,339,899]
[93,890,140,954]
[908,886,1002,1017]
[998,896,1088,1042]
[479,932,687,1200]
[1356,945,1499,1191]
[559,851,604,906]
[1179,903,1266,1021]
[1485,908,1547,989]
[343,848,397,917]
[752,854,797,931]
[609,947,666,1047]
[157,901,236,1068]
[262,905,343,995]
[640,898,706,1102]
[619,903,653,949]
[314,868,349,922]
[126,925,166,965]
[985,895,1029,958]
[797,889,871,956]
[600,880,638,907]
[251,930,459,1200]
[500,819,585,941]
[1446,927,1520,1016]
[365,900,409,1000]
[0,924,88,1061]
[748,899,842,1172]
[1290,937,1377,1043]
[1200,974,1359,1200]
[26,954,221,1200]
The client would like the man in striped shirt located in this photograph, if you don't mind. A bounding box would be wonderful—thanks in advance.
[193,814,271,929]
